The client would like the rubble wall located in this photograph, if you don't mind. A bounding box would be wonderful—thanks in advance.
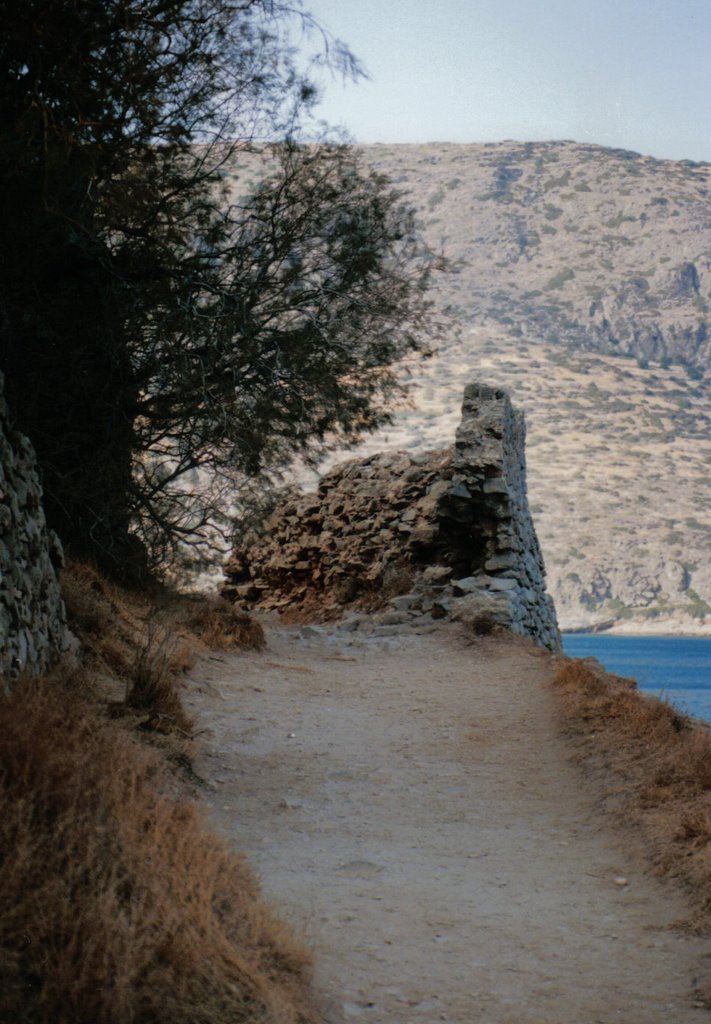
[0,371,73,685]
[223,383,560,650]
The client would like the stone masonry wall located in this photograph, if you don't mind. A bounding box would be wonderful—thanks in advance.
[223,383,560,650]
[0,371,73,685]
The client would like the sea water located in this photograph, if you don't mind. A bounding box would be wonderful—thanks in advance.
[561,635,711,726]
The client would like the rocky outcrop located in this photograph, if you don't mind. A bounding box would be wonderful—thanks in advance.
[553,552,711,634]
[223,384,560,651]
[0,372,73,685]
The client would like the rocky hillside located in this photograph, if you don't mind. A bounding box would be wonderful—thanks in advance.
[225,142,711,634]
[312,326,711,633]
[363,140,711,371]
[353,142,711,633]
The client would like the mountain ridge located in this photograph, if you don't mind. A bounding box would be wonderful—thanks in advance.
[360,139,711,372]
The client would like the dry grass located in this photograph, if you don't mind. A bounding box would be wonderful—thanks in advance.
[0,670,318,1024]
[466,611,505,636]
[553,657,711,932]
[60,562,264,738]
[166,594,265,652]
[124,625,194,735]
[0,563,314,1020]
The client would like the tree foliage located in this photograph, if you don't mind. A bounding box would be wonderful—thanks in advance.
[0,0,437,576]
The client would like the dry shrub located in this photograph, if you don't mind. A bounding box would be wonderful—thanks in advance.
[0,672,317,1024]
[553,656,711,929]
[125,627,194,736]
[61,561,155,684]
[467,611,503,636]
[174,596,265,651]
[60,561,116,637]
[61,561,196,740]
[61,564,264,738]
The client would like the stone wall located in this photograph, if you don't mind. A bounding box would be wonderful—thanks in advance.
[0,372,73,685]
[223,383,560,650]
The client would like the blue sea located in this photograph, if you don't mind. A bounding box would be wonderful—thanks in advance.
[561,635,711,726]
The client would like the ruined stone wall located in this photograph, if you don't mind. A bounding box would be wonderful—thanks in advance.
[223,383,560,650]
[0,372,73,684]
[444,383,559,648]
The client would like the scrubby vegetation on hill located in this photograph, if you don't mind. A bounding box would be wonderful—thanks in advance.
[60,561,263,736]
[272,140,711,632]
[360,140,711,372]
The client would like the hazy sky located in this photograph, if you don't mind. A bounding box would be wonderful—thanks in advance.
[305,0,711,161]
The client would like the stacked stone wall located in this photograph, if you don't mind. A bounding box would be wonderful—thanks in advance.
[0,372,73,684]
[223,383,560,650]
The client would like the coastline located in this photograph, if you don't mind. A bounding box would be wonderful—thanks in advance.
[561,619,711,638]
[561,630,711,726]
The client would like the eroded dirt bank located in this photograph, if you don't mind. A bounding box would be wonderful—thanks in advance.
[186,621,710,1024]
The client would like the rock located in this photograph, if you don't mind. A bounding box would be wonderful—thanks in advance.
[450,591,509,626]
[483,477,510,495]
[390,594,421,612]
[448,481,472,499]
[489,578,518,592]
[422,565,453,582]
[299,625,320,638]
[0,371,73,685]
[452,576,482,595]
[338,615,367,633]
[484,552,518,572]
[222,383,560,651]
[371,624,409,637]
[373,610,413,626]
[410,523,437,546]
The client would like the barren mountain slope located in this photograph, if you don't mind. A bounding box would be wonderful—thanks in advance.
[224,142,711,633]
[362,140,711,370]
[354,142,711,632]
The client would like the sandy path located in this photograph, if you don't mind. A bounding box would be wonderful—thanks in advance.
[186,621,709,1024]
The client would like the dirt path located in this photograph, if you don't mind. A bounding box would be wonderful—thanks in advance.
[186,620,709,1024]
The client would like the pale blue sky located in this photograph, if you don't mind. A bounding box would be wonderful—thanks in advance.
[305,0,711,161]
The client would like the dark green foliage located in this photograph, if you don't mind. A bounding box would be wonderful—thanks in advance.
[0,0,435,576]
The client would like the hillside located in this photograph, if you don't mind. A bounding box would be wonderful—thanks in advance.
[363,140,711,371]
[354,142,711,633]
[314,325,711,632]
[225,141,711,633]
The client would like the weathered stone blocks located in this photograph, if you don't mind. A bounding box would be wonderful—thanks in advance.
[223,383,560,650]
[0,372,73,685]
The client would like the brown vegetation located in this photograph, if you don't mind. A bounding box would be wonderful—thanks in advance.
[552,658,711,936]
[0,671,317,1024]
[61,561,264,737]
[465,610,505,636]
[0,562,304,1021]
[166,593,266,652]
